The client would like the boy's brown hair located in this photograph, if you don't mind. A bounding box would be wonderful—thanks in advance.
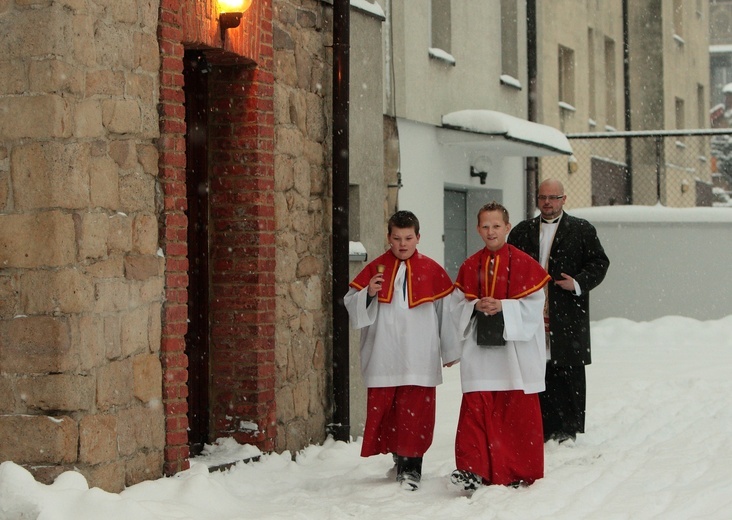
[388,210,420,235]
[477,201,509,224]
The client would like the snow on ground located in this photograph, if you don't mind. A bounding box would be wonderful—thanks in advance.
[2,315,732,519]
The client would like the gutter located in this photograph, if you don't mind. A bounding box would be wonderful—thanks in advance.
[525,0,539,219]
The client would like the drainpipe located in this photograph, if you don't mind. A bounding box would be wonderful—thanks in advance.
[622,0,633,204]
[330,0,350,443]
[525,0,538,219]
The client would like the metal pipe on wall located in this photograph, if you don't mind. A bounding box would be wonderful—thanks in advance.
[330,0,351,443]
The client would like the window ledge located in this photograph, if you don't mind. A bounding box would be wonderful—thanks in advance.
[428,47,456,66]
[499,74,522,90]
[673,33,686,46]
[559,101,576,112]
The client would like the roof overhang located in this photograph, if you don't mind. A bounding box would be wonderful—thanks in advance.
[439,110,573,157]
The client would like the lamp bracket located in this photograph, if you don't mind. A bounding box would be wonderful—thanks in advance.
[470,166,487,185]
[220,12,243,40]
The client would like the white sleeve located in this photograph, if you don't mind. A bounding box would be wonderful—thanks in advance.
[450,288,478,342]
[437,294,462,364]
[501,289,545,342]
[343,287,378,330]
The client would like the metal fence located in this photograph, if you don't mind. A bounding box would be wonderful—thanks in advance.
[539,129,732,208]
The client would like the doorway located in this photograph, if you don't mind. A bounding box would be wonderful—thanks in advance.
[183,50,211,456]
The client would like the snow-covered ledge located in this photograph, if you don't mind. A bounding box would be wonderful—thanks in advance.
[349,241,368,262]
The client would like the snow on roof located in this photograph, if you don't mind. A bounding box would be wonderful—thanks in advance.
[723,83,732,94]
[441,109,573,155]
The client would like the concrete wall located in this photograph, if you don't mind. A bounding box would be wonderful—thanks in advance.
[572,207,732,322]
[347,3,386,437]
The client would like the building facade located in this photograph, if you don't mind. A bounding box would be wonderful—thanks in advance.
[0,0,347,491]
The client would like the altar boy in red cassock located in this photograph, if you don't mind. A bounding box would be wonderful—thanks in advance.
[449,202,551,492]
[344,210,459,491]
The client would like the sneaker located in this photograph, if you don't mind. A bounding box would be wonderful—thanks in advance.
[397,470,421,491]
[450,469,482,491]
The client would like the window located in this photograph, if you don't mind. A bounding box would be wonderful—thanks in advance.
[675,97,685,146]
[697,84,705,128]
[588,28,596,125]
[500,0,519,81]
[673,0,684,38]
[558,45,575,106]
[431,0,451,53]
[604,37,617,129]
[558,45,576,132]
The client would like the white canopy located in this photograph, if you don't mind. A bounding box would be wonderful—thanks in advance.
[439,109,573,156]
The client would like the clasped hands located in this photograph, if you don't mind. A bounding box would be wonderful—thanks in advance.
[476,297,502,315]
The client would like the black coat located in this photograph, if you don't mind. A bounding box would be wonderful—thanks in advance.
[508,213,609,366]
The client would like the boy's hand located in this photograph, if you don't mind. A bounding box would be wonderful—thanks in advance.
[368,273,384,296]
[477,297,502,315]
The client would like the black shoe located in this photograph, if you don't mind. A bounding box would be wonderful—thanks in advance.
[397,470,421,491]
[547,432,576,444]
[450,469,482,491]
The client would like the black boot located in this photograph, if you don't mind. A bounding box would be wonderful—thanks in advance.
[396,456,422,491]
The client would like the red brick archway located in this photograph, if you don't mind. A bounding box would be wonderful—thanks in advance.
[157,0,275,475]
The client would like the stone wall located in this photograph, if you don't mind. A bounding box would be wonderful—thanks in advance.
[0,0,164,492]
[272,0,332,453]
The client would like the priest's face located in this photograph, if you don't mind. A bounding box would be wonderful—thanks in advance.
[477,210,511,251]
[537,181,566,220]
[388,226,420,260]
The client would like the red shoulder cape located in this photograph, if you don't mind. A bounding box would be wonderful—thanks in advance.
[455,244,550,300]
[349,250,454,308]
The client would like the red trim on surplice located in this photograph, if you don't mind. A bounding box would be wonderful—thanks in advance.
[454,244,550,300]
[349,250,453,308]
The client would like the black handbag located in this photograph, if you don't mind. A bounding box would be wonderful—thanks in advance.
[475,249,511,347]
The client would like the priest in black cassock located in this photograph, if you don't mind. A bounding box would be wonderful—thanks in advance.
[508,179,609,443]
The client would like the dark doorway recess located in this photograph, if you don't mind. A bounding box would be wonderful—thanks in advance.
[183,50,211,456]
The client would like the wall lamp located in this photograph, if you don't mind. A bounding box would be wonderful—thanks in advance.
[219,0,253,41]
[470,166,487,184]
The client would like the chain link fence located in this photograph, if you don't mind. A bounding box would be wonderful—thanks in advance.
[539,129,732,209]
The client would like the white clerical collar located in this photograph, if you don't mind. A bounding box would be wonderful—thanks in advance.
[541,213,562,224]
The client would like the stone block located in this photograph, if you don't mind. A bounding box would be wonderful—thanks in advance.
[96,358,133,410]
[126,73,155,105]
[84,256,124,279]
[133,353,162,404]
[0,171,8,212]
[0,376,14,412]
[109,140,137,170]
[94,280,130,313]
[76,314,105,371]
[136,144,158,176]
[0,415,77,464]
[0,95,71,139]
[132,213,158,255]
[21,268,94,314]
[120,306,149,357]
[76,211,110,260]
[107,213,133,253]
[133,33,159,73]
[17,373,95,412]
[74,99,105,138]
[147,302,161,353]
[119,172,155,213]
[78,460,126,493]
[85,69,125,97]
[0,211,77,268]
[125,450,163,487]
[124,255,161,281]
[102,316,121,362]
[0,274,18,319]
[102,99,141,134]
[0,316,75,373]
[117,406,164,456]
[0,59,27,94]
[89,155,120,209]
[79,414,118,465]
[29,58,83,94]
[11,142,90,210]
